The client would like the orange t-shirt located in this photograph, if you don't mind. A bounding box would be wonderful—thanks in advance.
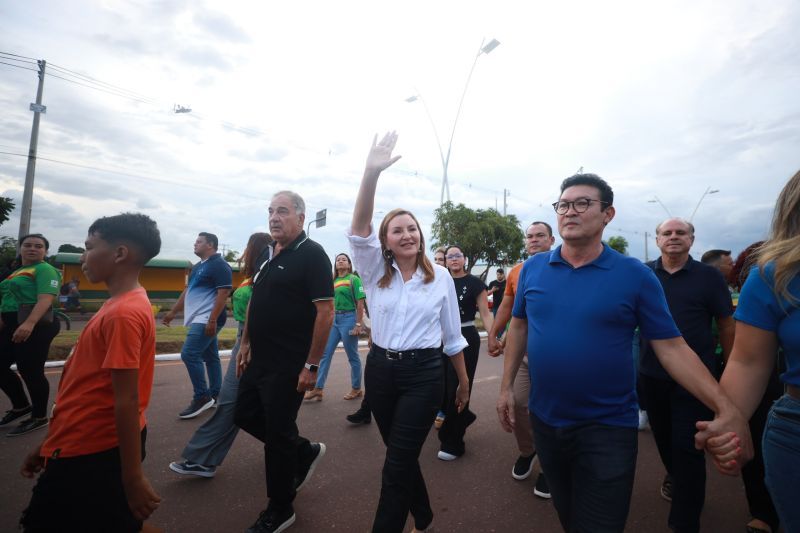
[41,287,156,459]
[504,262,524,299]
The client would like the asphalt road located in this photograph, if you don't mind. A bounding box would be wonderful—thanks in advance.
[1,341,750,532]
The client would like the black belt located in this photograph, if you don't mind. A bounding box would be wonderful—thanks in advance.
[372,344,441,361]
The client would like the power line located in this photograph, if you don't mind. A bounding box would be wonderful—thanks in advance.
[48,62,162,105]
[0,60,38,72]
[0,51,38,61]
[45,72,160,106]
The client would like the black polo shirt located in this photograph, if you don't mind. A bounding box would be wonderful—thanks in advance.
[247,231,333,374]
[640,256,733,381]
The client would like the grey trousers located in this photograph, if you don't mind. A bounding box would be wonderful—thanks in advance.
[182,323,243,466]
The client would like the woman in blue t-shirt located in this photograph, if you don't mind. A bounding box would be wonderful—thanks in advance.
[703,170,800,532]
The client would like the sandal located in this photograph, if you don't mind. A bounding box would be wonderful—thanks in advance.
[304,388,323,401]
[343,389,363,400]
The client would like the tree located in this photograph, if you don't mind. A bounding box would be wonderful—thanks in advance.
[431,201,524,280]
[0,197,14,227]
[0,236,18,275]
[58,243,85,253]
[224,250,239,262]
[608,236,629,255]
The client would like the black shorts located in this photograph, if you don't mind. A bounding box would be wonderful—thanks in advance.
[20,428,147,533]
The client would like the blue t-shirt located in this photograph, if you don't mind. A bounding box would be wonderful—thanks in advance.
[734,264,800,387]
[512,244,681,428]
[184,253,233,327]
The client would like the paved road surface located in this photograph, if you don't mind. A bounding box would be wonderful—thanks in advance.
[1,341,749,532]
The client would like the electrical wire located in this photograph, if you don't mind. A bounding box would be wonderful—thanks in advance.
[45,72,160,106]
[0,51,38,61]
[48,62,162,105]
[0,60,38,72]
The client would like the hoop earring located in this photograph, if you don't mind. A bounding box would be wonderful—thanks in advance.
[383,249,393,260]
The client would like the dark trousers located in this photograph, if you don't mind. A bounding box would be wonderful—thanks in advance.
[438,326,480,455]
[0,312,60,418]
[365,347,443,533]
[640,374,712,533]
[531,413,638,533]
[741,366,783,532]
[234,364,311,511]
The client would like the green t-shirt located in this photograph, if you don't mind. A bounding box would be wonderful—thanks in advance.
[232,279,253,322]
[333,274,365,312]
[0,261,62,312]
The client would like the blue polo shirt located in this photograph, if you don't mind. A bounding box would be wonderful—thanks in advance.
[184,253,233,327]
[512,244,681,428]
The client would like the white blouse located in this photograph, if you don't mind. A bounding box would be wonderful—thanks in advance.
[347,228,468,356]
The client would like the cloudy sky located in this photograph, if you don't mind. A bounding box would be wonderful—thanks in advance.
[1,0,797,265]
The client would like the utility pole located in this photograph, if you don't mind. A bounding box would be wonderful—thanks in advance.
[503,189,509,216]
[644,231,650,262]
[18,59,46,244]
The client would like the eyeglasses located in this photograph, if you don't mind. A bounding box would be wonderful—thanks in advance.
[551,198,608,215]
[446,253,463,260]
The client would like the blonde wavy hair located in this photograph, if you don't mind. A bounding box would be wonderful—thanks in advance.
[377,208,435,288]
[757,169,800,307]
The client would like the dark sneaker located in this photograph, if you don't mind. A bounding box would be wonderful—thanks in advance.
[533,473,551,499]
[660,475,672,502]
[512,453,537,480]
[295,442,326,492]
[169,460,216,478]
[346,408,371,424]
[178,396,215,419]
[0,405,32,427]
[246,506,296,533]
[7,417,48,437]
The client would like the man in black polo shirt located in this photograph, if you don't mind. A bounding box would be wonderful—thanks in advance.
[487,269,506,318]
[234,190,335,533]
[640,218,734,533]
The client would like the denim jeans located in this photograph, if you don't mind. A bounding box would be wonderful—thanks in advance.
[315,310,362,390]
[531,413,638,533]
[365,347,443,533]
[180,322,222,400]
[762,393,800,532]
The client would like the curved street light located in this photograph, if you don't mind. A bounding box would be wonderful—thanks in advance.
[406,38,500,205]
[647,196,672,217]
[688,187,719,222]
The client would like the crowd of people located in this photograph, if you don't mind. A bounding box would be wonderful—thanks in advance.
[0,132,798,533]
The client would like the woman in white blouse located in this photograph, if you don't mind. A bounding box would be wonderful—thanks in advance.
[349,132,470,533]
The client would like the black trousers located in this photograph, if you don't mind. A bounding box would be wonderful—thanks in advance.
[234,363,311,511]
[438,326,480,456]
[0,312,60,419]
[640,374,712,533]
[365,347,443,533]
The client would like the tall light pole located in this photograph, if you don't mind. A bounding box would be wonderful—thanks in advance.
[689,187,719,222]
[647,196,672,217]
[406,38,500,205]
[19,59,47,243]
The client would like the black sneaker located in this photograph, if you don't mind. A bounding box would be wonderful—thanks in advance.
[533,472,551,499]
[178,396,215,419]
[169,460,217,478]
[512,453,537,480]
[346,408,371,424]
[660,475,673,502]
[7,417,48,437]
[295,442,326,492]
[0,405,32,427]
[246,505,296,533]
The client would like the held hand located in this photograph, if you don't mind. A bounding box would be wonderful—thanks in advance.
[496,388,515,433]
[702,427,744,475]
[12,321,35,343]
[695,409,753,476]
[236,340,251,378]
[487,335,502,357]
[123,474,162,521]
[297,368,317,393]
[365,132,401,174]
[20,446,44,478]
[348,325,362,336]
[204,320,216,337]
[455,383,470,413]
[161,312,174,327]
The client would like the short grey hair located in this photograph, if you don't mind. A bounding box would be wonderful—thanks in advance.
[272,190,305,215]
[655,217,695,236]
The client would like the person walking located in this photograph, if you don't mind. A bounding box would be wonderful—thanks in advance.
[0,234,61,437]
[169,232,271,478]
[304,253,366,402]
[349,132,470,533]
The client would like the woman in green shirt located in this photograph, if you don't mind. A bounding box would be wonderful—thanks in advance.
[0,234,61,437]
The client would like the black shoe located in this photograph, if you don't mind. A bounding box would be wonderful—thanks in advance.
[660,474,672,502]
[178,396,215,419]
[295,442,326,492]
[7,417,48,437]
[246,505,296,533]
[0,405,32,427]
[346,409,371,424]
[512,453,537,480]
[533,473,551,499]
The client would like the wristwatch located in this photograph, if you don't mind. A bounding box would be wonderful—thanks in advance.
[304,362,319,372]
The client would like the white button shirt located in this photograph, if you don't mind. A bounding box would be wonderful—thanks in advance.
[347,228,468,356]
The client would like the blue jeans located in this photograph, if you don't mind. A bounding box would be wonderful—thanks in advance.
[181,322,222,400]
[531,413,638,533]
[315,310,362,390]
[763,394,800,532]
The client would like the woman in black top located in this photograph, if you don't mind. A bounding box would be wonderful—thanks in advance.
[437,244,494,460]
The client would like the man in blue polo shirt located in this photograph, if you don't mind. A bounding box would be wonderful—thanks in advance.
[164,232,233,419]
[496,174,749,532]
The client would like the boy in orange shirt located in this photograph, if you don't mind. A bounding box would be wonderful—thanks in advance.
[19,213,163,533]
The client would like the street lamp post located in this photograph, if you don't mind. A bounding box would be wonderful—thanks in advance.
[688,187,719,222]
[647,196,672,217]
[406,38,500,205]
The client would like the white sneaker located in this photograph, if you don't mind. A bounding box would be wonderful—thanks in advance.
[638,410,650,431]
[437,450,459,461]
